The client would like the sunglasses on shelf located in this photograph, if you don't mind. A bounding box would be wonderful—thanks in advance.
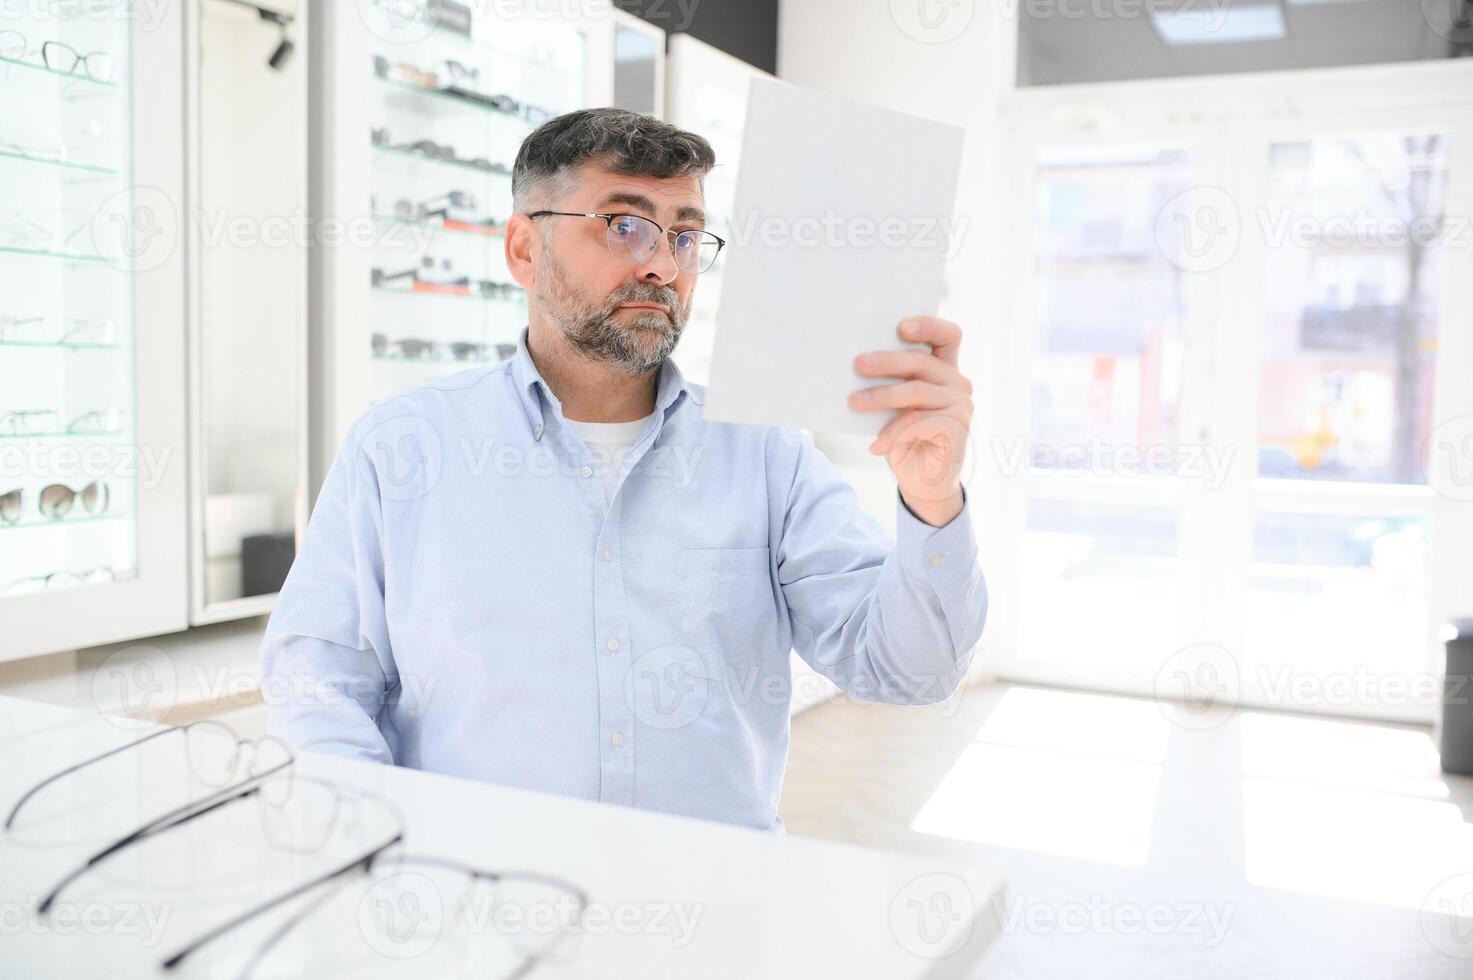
[0,481,110,523]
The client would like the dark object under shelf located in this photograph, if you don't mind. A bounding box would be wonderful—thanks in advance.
[1442,619,1473,775]
[242,530,295,598]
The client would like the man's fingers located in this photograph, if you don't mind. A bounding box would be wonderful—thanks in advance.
[870,407,970,456]
[850,378,969,414]
[854,348,967,389]
[900,317,962,367]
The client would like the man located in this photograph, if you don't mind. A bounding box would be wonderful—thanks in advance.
[262,108,986,832]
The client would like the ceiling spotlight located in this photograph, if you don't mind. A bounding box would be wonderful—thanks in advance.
[268,31,293,70]
[215,0,295,70]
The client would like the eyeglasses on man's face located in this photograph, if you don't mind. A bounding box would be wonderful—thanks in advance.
[527,211,725,275]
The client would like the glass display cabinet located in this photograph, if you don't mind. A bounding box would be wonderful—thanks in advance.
[361,2,584,404]
[0,4,189,662]
[313,3,655,487]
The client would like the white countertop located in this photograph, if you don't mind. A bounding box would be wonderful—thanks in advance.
[0,696,1005,979]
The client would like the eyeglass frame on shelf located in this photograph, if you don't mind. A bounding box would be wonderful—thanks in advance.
[0,33,113,81]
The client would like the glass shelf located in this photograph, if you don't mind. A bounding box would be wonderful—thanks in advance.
[364,0,577,74]
[371,352,514,366]
[373,75,540,127]
[0,243,114,265]
[0,54,118,100]
[0,147,120,176]
[0,53,116,87]
[0,429,128,440]
[0,512,127,531]
[371,141,514,179]
[371,214,505,241]
[0,340,123,351]
[371,284,525,304]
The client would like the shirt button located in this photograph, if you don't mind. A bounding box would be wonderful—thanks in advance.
[533,423,543,437]
[601,548,613,561]
[929,552,945,566]
[607,637,620,652]
[610,731,624,747]
[580,465,593,478]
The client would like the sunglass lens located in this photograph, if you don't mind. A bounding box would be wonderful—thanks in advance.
[38,484,73,518]
[80,481,107,513]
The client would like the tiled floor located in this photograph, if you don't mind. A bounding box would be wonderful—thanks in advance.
[779,681,1473,979]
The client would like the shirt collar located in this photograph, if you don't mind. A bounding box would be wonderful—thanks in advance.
[510,324,703,441]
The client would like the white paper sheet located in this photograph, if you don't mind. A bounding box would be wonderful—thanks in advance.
[702,78,965,437]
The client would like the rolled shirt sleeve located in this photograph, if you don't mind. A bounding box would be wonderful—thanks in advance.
[260,417,398,765]
[775,430,988,705]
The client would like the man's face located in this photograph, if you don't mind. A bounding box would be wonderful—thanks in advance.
[527,163,706,375]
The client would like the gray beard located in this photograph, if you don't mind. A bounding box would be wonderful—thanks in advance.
[537,249,688,376]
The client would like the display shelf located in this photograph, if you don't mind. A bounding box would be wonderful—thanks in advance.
[0,512,127,532]
[373,75,542,126]
[370,283,524,304]
[0,52,117,100]
[0,243,114,264]
[0,340,123,350]
[371,351,514,366]
[0,147,119,176]
[371,141,514,178]
[370,213,505,240]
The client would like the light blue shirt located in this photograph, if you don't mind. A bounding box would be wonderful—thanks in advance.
[261,326,987,831]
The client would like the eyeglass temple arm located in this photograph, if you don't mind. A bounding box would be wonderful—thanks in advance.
[4,726,177,830]
[161,832,404,972]
[231,870,347,980]
[218,854,589,980]
[36,753,295,914]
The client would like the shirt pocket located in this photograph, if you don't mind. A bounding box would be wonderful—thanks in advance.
[669,546,780,685]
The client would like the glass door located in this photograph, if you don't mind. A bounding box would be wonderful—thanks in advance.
[1224,111,1469,722]
[990,87,1472,724]
[994,132,1222,696]
[0,5,188,661]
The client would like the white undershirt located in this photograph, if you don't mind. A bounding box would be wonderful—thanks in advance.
[561,411,657,504]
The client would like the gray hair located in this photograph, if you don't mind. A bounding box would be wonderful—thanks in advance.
[511,107,717,214]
